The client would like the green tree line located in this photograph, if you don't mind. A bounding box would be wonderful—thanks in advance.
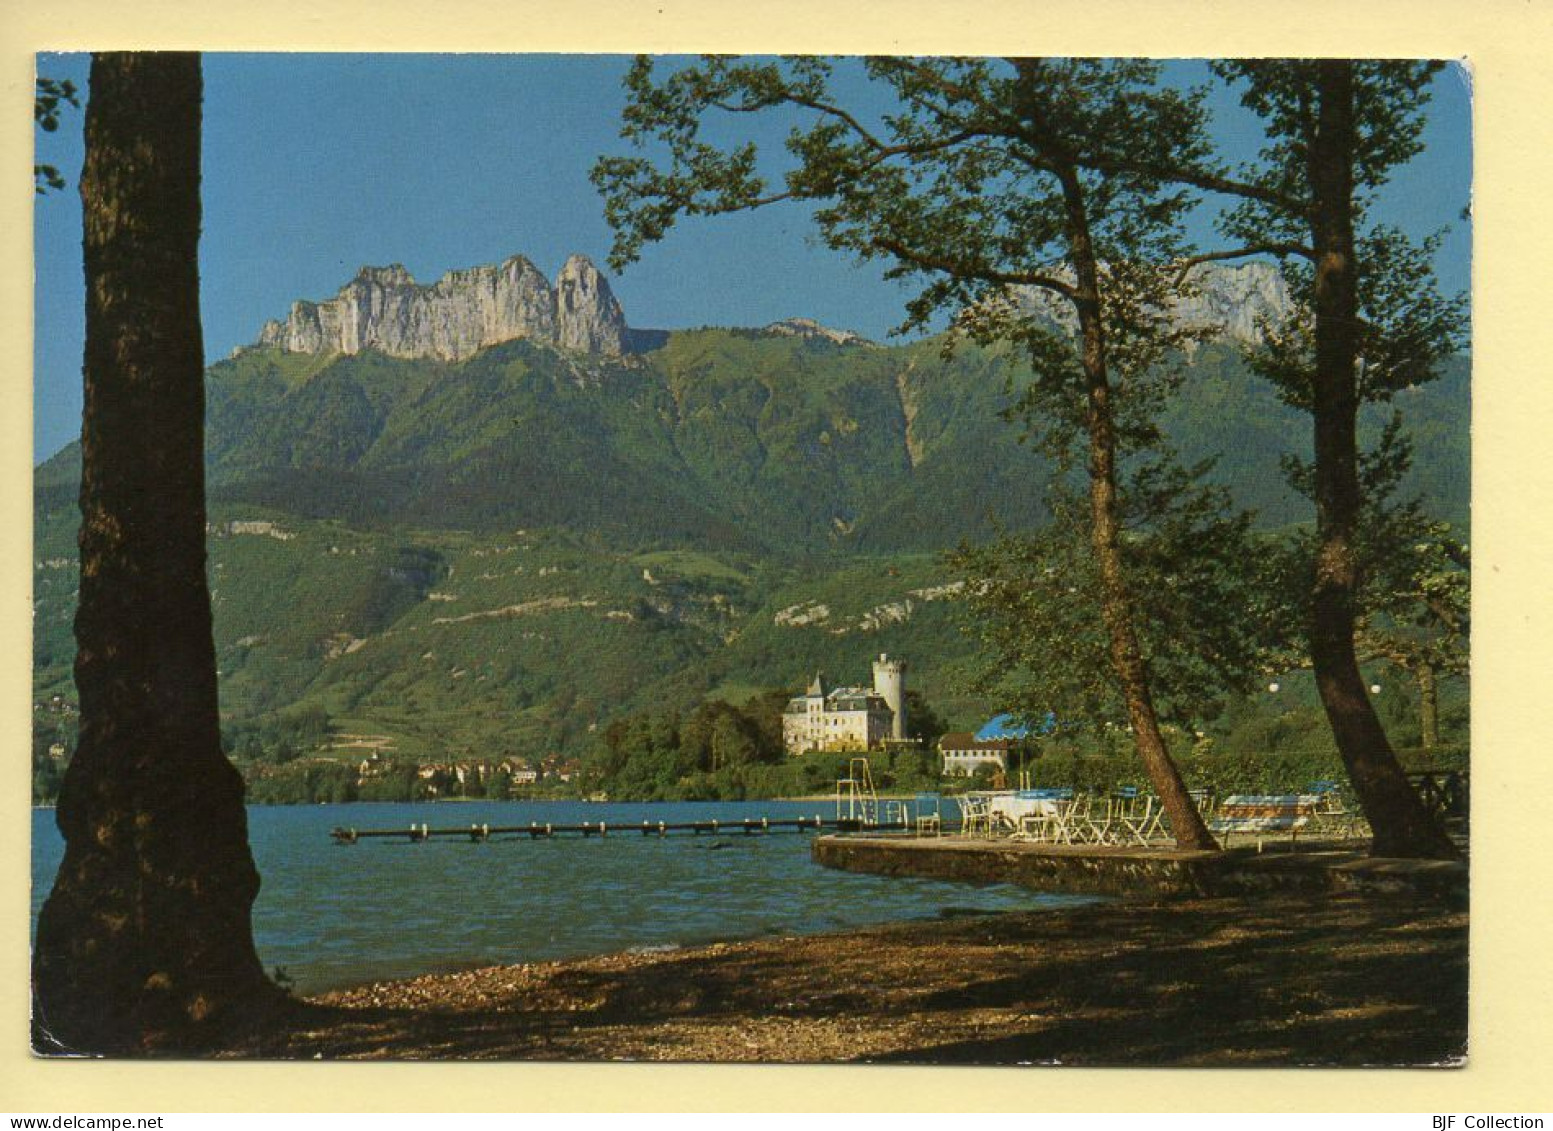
[584,689,948,800]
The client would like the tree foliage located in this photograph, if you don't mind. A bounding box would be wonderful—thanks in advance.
[955,462,1270,733]
[1354,517,1469,752]
[590,696,788,800]
[585,687,955,800]
[595,56,1271,848]
[34,76,80,194]
[597,58,1205,343]
[1180,61,1467,857]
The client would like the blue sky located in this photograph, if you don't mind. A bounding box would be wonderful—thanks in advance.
[32,54,1472,461]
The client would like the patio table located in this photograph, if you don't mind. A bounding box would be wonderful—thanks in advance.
[988,793,1060,830]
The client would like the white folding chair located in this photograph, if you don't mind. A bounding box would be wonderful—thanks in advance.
[958,793,994,838]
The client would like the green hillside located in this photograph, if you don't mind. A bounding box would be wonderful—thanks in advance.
[38,330,1469,552]
[33,503,982,762]
[191,331,1466,546]
[32,327,1469,783]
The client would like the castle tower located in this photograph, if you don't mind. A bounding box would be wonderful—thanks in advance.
[872,653,907,741]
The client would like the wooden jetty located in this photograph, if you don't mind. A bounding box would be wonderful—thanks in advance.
[330,815,910,845]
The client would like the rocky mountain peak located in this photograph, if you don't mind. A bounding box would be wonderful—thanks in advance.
[763,317,873,347]
[1170,260,1293,343]
[555,255,628,354]
[252,252,629,361]
[1003,260,1295,346]
[352,264,415,287]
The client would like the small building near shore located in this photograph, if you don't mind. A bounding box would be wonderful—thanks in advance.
[938,733,1013,777]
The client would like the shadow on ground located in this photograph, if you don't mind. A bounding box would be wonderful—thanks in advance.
[230,892,1466,1066]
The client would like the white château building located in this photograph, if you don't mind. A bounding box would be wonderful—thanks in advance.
[782,654,908,755]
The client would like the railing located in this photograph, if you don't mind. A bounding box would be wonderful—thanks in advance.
[835,757,880,825]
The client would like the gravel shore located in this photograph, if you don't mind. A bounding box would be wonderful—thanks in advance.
[234,890,1467,1066]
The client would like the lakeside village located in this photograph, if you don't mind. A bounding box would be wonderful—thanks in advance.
[32,652,1041,805]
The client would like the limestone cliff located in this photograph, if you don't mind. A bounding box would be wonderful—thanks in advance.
[1168,261,1294,343]
[763,317,874,347]
[555,255,629,354]
[254,253,628,360]
[1006,260,1295,346]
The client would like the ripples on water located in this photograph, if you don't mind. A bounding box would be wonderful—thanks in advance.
[32,800,1099,994]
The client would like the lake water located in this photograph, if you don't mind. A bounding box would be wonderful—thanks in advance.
[31,800,1098,994]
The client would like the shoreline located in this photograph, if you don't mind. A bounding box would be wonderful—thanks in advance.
[774,793,922,802]
[234,887,1467,1065]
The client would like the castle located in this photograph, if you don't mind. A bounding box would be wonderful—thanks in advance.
[781,654,907,755]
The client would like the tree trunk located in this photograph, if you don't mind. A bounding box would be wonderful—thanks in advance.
[1417,663,1440,753]
[32,53,278,1054]
[1304,62,1458,860]
[1058,169,1217,852]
